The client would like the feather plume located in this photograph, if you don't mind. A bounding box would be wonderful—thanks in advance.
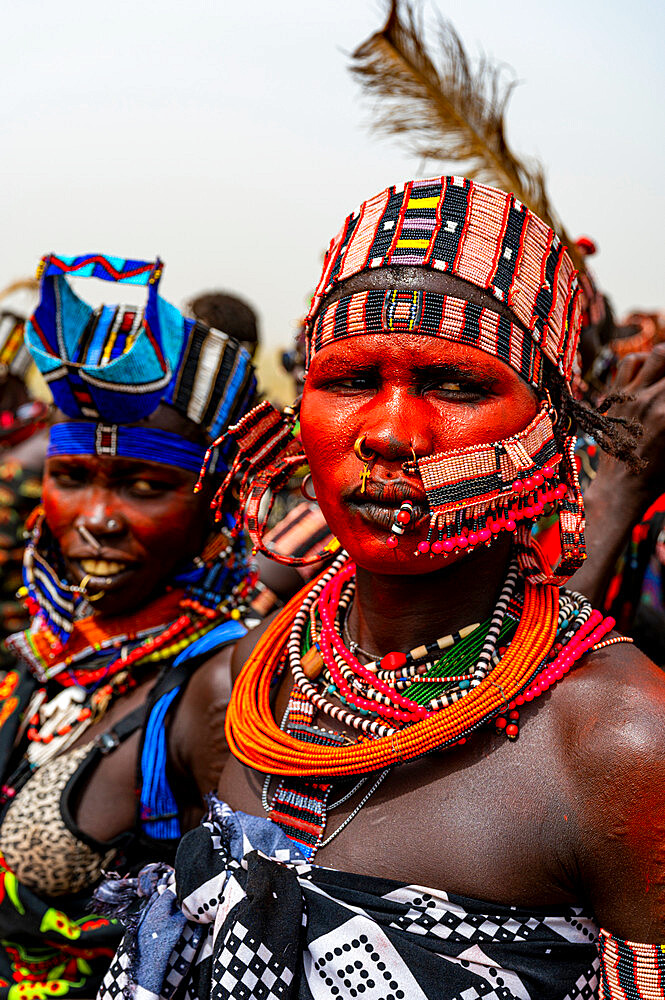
[351,0,583,271]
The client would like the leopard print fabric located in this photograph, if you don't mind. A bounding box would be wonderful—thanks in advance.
[0,743,116,896]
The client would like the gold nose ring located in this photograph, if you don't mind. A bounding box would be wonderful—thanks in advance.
[353,435,375,462]
[353,435,375,494]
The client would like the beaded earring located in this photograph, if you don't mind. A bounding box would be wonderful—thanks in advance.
[199,400,340,567]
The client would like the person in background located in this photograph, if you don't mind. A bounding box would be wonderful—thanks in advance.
[186,289,260,359]
[0,253,258,999]
[566,342,665,665]
[0,279,50,666]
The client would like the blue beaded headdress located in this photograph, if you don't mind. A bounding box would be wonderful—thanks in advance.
[21,253,259,644]
[26,253,257,443]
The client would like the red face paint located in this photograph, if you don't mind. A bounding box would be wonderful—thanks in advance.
[300,334,539,575]
[42,453,210,616]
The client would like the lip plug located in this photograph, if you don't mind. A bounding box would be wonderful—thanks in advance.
[387,501,414,548]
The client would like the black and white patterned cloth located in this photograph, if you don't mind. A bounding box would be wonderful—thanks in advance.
[97,797,600,1000]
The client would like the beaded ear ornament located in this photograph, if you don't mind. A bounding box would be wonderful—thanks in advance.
[197,399,341,567]
[395,402,586,585]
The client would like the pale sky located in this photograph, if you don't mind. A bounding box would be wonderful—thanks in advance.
[3,0,664,387]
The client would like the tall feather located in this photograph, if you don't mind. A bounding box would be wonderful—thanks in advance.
[351,0,583,271]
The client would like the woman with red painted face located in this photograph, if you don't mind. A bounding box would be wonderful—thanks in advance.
[101,182,665,1000]
[0,254,258,999]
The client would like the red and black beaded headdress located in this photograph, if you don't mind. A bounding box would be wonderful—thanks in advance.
[305,175,582,388]
[209,176,585,583]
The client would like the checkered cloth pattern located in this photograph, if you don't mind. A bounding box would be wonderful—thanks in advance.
[305,176,581,387]
[97,797,602,1000]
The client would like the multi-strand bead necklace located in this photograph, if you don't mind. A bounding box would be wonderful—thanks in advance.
[226,554,618,780]
[2,581,252,802]
[291,560,521,734]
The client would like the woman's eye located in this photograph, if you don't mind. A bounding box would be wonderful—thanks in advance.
[130,479,168,496]
[50,470,86,487]
[426,379,487,398]
[329,376,376,391]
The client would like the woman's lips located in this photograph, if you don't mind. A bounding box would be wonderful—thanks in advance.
[74,558,136,590]
[349,497,428,532]
[347,479,428,532]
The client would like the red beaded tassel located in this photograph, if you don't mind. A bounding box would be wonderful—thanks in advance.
[494,611,615,739]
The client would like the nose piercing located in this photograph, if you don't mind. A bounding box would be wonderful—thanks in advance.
[353,435,375,494]
[106,518,120,531]
[77,525,102,552]
[402,444,419,474]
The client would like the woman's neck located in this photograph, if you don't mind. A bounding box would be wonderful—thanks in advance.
[347,537,514,657]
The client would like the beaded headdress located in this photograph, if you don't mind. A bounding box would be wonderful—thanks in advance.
[22,253,259,645]
[304,175,582,388]
[26,253,257,472]
[0,281,40,383]
[210,177,585,584]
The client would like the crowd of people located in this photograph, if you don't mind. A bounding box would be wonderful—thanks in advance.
[0,173,663,1000]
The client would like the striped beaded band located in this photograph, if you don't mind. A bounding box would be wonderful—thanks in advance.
[306,176,581,386]
[310,288,543,388]
[403,404,560,530]
[48,421,210,474]
[598,929,665,998]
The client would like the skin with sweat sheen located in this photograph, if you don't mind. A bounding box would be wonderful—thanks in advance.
[42,407,212,617]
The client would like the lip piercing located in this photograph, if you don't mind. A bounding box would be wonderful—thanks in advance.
[353,435,376,494]
[387,501,415,549]
[77,525,102,552]
[73,574,105,602]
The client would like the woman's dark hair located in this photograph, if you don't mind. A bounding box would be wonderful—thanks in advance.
[545,363,642,472]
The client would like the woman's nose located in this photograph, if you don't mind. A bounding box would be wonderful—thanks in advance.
[74,491,126,539]
[361,393,431,462]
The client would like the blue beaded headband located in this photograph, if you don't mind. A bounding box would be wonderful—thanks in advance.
[47,421,210,474]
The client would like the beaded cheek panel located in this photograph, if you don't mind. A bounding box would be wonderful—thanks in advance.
[402,404,563,556]
[310,288,543,388]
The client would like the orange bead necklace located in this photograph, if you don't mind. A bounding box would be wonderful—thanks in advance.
[225,557,558,778]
